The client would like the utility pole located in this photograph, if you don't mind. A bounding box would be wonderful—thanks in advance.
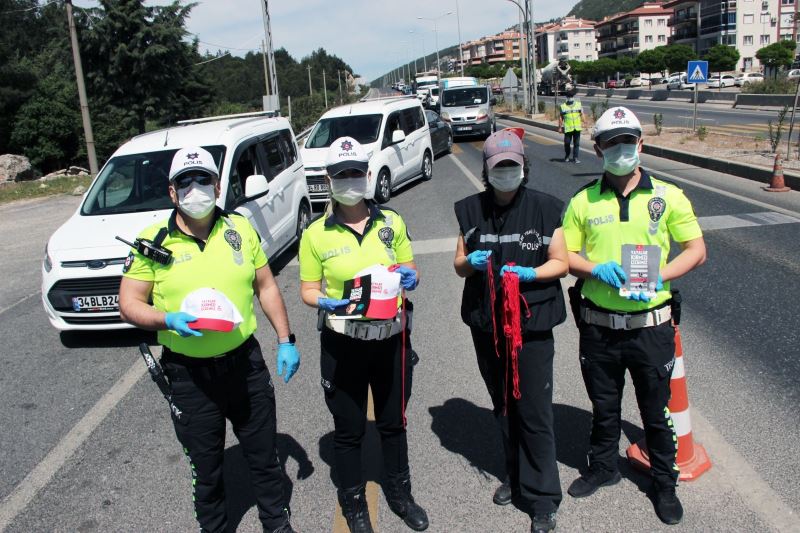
[261,41,270,95]
[456,0,465,76]
[338,70,344,104]
[260,0,279,106]
[307,65,313,95]
[65,0,98,175]
[527,0,539,115]
[323,69,328,108]
[519,8,529,116]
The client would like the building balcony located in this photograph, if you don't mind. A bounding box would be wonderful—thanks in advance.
[671,14,698,26]
[617,41,640,51]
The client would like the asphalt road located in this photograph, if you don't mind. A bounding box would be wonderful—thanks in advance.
[1,127,800,532]
[538,94,800,141]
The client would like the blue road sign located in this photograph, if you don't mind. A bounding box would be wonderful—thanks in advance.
[687,60,709,84]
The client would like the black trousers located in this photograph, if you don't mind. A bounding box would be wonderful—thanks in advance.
[578,320,679,488]
[162,337,288,532]
[564,131,580,159]
[320,326,414,490]
[471,328,562,516]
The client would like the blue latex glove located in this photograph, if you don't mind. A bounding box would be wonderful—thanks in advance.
[165,312,202,337]
[276,343,300,383]
[395,265,419,290]
[466,250,492,271]
[625,275,664,303]
[318,297,350,312]
[499,265,537,283]
[591,261,627,289]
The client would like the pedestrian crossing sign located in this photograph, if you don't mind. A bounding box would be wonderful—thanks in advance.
[687,60,708,83]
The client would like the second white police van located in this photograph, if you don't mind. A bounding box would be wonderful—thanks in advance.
[300,97,434,206]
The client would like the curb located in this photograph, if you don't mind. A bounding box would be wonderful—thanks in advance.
[497,113,800,190]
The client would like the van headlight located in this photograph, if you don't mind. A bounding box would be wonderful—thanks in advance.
[441,112,451,122]
[43,244,53,272]
[477,108,489,121]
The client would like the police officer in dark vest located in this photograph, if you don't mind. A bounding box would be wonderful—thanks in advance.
[453,129,569,533]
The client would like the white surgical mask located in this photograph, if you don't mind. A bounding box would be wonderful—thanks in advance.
[602,142,640,176]
[488,166,523,192]
[330,177,367,206]
[178,182,216,219]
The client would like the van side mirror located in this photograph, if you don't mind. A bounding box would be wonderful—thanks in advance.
[490,97,498,106]
[245,174,269,198]
[391,129,406,144]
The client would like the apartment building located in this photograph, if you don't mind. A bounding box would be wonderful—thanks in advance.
[534,17,598,64]
[596,3,674,58]
[665,0,701,50]
[460,31,524,67]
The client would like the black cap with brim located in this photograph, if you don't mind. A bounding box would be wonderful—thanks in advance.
[594,127,642,143]
[327,160,369,178]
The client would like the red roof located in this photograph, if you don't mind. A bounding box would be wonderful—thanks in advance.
[596,3,673,26]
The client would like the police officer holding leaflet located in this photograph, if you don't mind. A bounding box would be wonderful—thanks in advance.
[119,146,299,533]
[558,88,583,164]
[298,137,428,533]
[453,129,568,533]
[561,108,706,525]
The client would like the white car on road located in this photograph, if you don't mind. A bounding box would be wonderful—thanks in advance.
[300,97,434,205]
[666,75,693,90]
[628,77,651,87]
[42,113,311,331]
[707,74,736,88]
[734,72,764,86]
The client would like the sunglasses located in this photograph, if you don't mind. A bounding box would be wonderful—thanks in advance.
[174,174,215,190]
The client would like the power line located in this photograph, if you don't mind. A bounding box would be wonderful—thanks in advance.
[0,0,59,15]
[194,51,231,66]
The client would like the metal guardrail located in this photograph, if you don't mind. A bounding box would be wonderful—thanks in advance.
[295,126,314,143]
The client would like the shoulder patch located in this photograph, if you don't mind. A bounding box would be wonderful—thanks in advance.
[571,179,600,198]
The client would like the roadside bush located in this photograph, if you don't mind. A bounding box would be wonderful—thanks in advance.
[741,78,797,94]
[696,126,708,141]
[537,100,546,114]
[767,105,789,153]
[653,113,663,136]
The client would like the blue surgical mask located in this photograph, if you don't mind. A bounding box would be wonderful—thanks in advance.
[602,142,640,176]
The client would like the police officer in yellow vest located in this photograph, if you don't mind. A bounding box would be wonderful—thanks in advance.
[558,89,583,164]
[119,146,299,533]
[561,108,706,525]
[299,137,428,533]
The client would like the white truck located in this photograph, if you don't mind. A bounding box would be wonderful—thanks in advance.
[538,60,573,96]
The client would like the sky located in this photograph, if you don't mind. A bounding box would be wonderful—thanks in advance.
[73,0,581,81]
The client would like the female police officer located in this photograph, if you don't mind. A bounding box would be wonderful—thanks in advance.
[119,146,299,533]
[298,137,428,533]
[453,129,568,533]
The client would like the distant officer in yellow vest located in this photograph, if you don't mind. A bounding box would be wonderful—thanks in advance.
[558,88,584,164]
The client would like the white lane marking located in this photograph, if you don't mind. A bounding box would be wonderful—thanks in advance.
[0,359,146,532]
[676,116,716,121]
[0,292,38,317]
[497,120,800,220]
[449,154,485,192]
[699,212,800,231]
[691,408,799,531]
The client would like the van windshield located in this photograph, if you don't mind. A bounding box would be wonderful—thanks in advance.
[81,145,226,216]
[305,114,383,149]
[442,87,486,107]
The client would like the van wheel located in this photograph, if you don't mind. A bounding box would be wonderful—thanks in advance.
[421,151,433,181]
[375,169,391,203]
[295,202,310,241]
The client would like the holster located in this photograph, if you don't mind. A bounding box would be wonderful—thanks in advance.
[670,289,682,325]
[567,279,585,327]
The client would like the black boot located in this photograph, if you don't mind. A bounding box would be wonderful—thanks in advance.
[338,484,374,533]
[651,483,684,525]
[493,477,512,506]
[384,471,429,531]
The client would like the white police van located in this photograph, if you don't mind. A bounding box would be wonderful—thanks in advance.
[42,112,311,331]
[300,97,433,205]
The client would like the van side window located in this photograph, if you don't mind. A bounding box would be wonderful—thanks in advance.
[383,112,401,148]
[401,108,419,135]
[228,144,263,204]
[261,134,287,180]
[280,130,297,165]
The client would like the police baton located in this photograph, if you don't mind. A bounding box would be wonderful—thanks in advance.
[139,343,182,420]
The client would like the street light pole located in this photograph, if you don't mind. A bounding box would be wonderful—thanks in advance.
[418,12,453,76]
[307,65,313,95]
[409,30,420,75]
[456,0,465,76]
[506,0,538,115]
[65,0,98,175]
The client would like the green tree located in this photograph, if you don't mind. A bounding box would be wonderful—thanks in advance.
[756,40,796,76]
[83,0,211,134]
[704,44,740,74]
[617,56,635,75]
[635,49,666,77]
[594,58,619,79]
[660,44,697,74]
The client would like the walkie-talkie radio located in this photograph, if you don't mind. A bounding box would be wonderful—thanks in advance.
[116,234,172,265]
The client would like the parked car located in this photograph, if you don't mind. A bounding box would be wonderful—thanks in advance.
[300,96,434,205]
[42,113,311,331]
[628,77,651,87]
[707,74,736,88]
[606,79,618,89]
[425,109,453,156]
[787,69,800,81]
[734,72,764,87]
[666,75,693,90]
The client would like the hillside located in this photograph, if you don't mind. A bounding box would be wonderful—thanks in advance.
[567,0,647,21]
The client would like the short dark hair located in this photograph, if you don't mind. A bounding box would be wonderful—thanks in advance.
[481,155,530,191]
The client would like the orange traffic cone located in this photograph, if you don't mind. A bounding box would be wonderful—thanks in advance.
[763,151,791,192]
[626,327,712,481]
